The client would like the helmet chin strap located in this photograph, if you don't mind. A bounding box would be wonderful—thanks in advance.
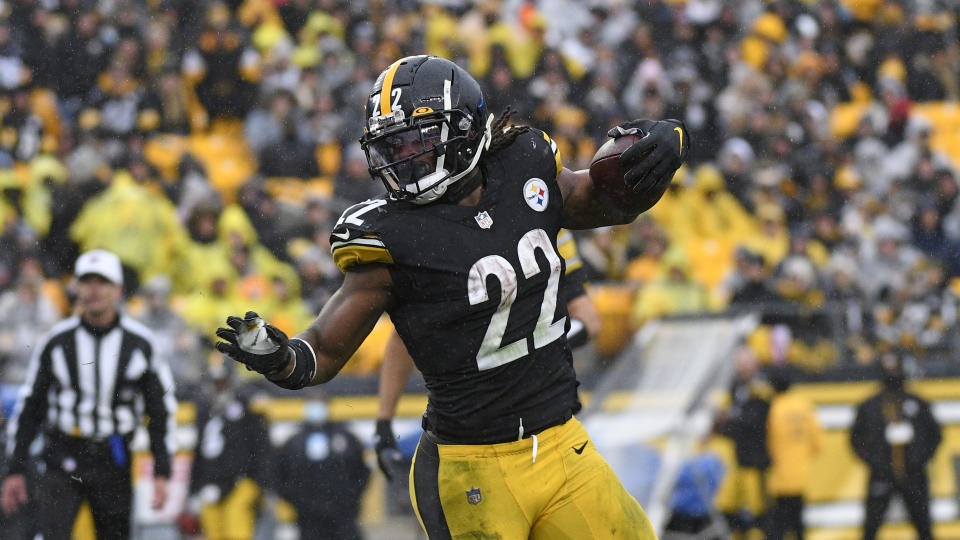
[410,113,493,205]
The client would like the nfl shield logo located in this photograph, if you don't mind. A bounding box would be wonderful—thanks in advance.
[466,487,482,505]
[474,211,493,229]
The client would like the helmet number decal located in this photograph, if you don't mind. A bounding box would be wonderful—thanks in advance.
[467,229,565,370]
[391,88,402,111]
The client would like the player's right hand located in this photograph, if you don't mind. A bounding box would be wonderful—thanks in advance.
[1,474,27,515]
[607,118,688,192]
[374,419,406,482]
[215,311,290,377]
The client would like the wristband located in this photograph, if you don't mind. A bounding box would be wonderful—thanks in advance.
[270,338,317,390]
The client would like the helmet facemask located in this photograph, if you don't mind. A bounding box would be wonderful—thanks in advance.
[364,110,491,204]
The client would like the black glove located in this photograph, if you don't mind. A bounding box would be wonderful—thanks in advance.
[373,419,406,482]
[607,118,689,194]
[215,311,290,377]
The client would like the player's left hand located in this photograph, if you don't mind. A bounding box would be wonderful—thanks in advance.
[373,419,406,482]
[215,311,290,377]
[607,118,689,192]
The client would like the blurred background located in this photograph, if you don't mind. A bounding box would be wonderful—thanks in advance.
[1,0,960,538]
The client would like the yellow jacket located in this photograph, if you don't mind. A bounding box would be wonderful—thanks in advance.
[766,391,824,496]
[174,240,236,294]
[631,248,710,326]
[69,171,188,280]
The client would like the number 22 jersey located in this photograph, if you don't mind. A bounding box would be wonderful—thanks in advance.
[331,129,580,444]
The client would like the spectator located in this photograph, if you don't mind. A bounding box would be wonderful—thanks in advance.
[257,117,320,178]
[728,249,779,310]
[859,214,923,302]
[743,203,790,272]
[632,246,710,327]
[624,221,669,285]
[334,143,382,211]
[765,366,823,540]
[141,68,192,135]
[912,199,958,269]
[772,254,824,308]
[824,253,874,363]
[851,350,941,540]
[243,88,302,156]
[130,274,205,393]
[0,258,61,384]
[182,2,260,121]
[292,244,340,313]
[715,345,771,539]
[68,167,189,288]
[275,397,369,540]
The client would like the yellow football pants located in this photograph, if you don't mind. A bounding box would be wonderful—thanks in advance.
[410,416,656,539]
[200,478,261,540]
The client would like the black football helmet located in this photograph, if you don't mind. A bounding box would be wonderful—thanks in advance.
[360,55,492,204]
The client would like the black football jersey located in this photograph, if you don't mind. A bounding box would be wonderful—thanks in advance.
[330,129,580,444]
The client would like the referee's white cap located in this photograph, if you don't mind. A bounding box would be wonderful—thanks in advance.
[75,249,124,286]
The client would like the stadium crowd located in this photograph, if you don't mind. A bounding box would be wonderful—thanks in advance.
[0,0,959,394]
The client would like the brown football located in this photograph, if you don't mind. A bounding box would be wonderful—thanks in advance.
[589,133,645,208]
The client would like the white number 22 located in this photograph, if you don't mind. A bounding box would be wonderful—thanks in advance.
[467,229,565,370]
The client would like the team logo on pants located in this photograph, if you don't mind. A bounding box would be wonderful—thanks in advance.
[466,487,482,505]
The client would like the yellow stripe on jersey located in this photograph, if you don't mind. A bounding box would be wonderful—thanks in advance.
[332,242,394,272]
[542,132,563,177]
[380,59,403,115]
[556,228,582,274]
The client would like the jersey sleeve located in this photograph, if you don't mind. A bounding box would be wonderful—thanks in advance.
[555,228,582,275]
[540,131,563,176]
[556,228,587,303]
[329,199,396,273]
[537,129,563,179]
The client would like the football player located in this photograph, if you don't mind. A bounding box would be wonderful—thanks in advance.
[216,55,688,538]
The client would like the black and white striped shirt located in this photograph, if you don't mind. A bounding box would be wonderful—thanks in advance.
[4,315,177,477]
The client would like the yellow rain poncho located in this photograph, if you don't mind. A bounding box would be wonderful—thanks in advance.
[69,171,188,281]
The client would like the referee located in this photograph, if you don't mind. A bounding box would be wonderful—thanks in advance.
[0,249,177,539]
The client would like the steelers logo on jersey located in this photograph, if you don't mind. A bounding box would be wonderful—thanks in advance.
[523,178,549,212]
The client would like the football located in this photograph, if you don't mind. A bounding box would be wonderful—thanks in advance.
[589,133,660,214]
[589,134,643,205]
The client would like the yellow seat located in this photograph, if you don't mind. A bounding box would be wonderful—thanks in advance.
[207,156,256,201]
[143,134,188,180]
[828,102,871,140]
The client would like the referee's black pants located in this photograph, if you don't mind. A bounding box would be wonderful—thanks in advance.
[36,434,133,540]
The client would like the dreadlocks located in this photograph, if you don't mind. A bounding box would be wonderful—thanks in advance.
[440,106,531,203]
[487,106,532,154]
